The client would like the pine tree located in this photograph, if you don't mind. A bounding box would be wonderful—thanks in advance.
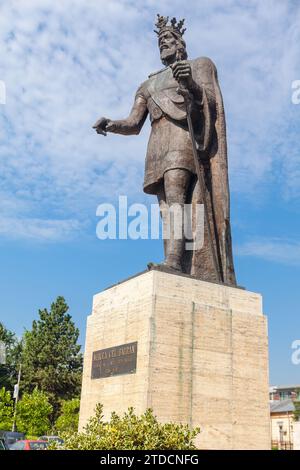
[21,297,83,421]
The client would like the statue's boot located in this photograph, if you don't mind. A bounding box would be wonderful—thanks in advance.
[147,260,181,273]
[147,237,184,272]
[147,239,183,272]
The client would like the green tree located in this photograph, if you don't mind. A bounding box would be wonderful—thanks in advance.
[294,402,300,422]
[50,404,200,450]
[16,388,52,436]
[0,322,22,392]
[21,296,83,421]
[0,387,14,431]
[55,398,80,433]
[294,388,300,422]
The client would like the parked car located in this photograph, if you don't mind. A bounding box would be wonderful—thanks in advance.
[0,438,9,450]
[0,431,25,449]
[9,440,48,450]
[38,435,64,444]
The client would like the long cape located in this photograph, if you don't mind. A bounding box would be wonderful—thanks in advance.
[193,57,236,285]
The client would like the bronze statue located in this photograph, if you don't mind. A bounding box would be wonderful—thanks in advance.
[94,15,236,286]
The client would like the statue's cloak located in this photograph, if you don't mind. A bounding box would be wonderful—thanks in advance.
[192,57,236,286]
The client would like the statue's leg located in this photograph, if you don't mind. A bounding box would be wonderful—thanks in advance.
[161,168,192,271]
[157,184,168,260]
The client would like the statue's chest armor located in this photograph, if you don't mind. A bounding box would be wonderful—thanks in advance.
[147,67,186,121]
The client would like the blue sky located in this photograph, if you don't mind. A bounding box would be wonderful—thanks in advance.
[0,0,299,385]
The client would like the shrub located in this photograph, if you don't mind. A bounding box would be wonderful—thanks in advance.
[0,387,14,430]
[16,388,52,436]
[55,398,80,433]
[294,400,300,422]
[50,404,200,450]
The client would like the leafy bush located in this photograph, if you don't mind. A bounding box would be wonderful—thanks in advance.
[0,323,22,392]
[55,398,80,433]
[16,387,52,436]
[50,404,200,450]
[294,400,300,422]
[0,387,14,430]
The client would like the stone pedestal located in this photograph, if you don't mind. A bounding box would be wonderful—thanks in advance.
[79,269,270,450]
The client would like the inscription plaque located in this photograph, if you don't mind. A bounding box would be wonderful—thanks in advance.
[91,341,138,379]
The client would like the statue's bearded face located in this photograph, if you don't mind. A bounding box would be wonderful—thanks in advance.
[158,30,178,64]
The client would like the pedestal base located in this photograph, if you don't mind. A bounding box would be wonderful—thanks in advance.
[79,269,270,450]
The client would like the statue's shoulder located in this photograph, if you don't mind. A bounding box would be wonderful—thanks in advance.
[148,66,168,79]
[190,56,217,73]
[136,67,166,94]
[136,77,152,96]
[136,66,170,96]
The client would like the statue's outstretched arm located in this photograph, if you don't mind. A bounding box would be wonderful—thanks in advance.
[93,92,148,137]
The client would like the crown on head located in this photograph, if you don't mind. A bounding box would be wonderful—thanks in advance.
[154,14,186,38]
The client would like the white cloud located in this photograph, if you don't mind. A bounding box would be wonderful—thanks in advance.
[0,0,299,240]
[237,238,300,266]
[0,215,84,242]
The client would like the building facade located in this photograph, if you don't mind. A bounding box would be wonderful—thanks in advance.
[270,385,300,450]
[269,385,300,401]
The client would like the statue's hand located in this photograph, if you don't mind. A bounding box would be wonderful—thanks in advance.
[171,60,192,88]
[93,117,111,136]
[105,120,118,133]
